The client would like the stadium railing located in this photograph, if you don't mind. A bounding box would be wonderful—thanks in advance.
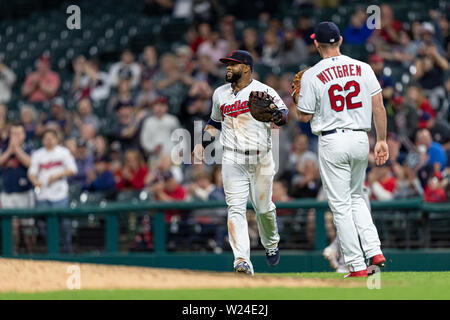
[1,198,449,257]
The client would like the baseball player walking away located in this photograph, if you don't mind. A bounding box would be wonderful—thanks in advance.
[293,22,388,277]
[193,50,288,275]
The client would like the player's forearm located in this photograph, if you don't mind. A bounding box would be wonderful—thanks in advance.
[296,110,313,123]
[372,93,387,142]
[204,124,220,138]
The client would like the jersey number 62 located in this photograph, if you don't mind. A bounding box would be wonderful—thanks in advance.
[328,80,362,112]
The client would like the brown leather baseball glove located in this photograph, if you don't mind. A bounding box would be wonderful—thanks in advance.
[248,91,282,123]
[291,67,310,105]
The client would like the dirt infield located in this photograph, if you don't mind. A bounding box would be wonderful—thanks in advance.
[0,258,362,292]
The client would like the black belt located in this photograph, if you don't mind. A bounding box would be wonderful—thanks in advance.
[321,128,367,136]
[223,146,260,155]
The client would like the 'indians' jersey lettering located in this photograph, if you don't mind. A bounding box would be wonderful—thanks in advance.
[220,100,250,119]
[210,79,287,151]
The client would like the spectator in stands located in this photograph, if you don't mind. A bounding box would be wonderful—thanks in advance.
[93,135,108,159]
[154,53,190,114]
[424,176,447,202]
[369,54,395,102]
[187,22,211,54]
[414,23,449,110]
[108,49,141,89]
[22,55,60,103]
[191,54,219,86]
[343,7,373,45]
[406,84,436,120]
[180,81,213,135]
[109,141,123,174]
[367,163,397,201]
[371,4,403,45]
[290,159,321,198]
[135,74,158,112]
[379,30,418,66]
[260,30,281,68]
[113,104,146,152]
[72,56,110,102]
[20,104,38,144]
[186,171,215,201]
[85,155,116,193]
[279,26,309,66]
[140,45,159,80]
[240,27,263,62]
[150,153,184,183]
[296,15,315,54]
[36,97,72,138]
[116,149,149,190]
[387,133,424,199]
[68,140,94,187]
[108,79,135,114]
[386,94,419,140]
[286,134,318,176]
[394,164,424,199]
[219,15,238,52]
[140,96,180,160]
[175,45,196,76]
[415,128,447,174]
[150,170,186,204]
[72,98,100,139]
[28,129,77,253]
[0,58,16,104]
[197,29,229,66]
[0,124,35,254]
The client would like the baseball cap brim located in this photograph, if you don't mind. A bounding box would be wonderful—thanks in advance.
[219,57,246,64]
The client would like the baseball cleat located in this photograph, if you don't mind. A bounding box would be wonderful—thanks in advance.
[368,254,386,268]
[234,261,252,275]
[265,247,280,267]
[344,269,368,278]
[367,254,386,275]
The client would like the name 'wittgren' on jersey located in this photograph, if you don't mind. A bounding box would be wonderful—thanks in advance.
[316,64,362,84]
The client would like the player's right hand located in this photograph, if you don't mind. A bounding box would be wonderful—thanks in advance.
[192,144,204,163]
[374,141,389,166]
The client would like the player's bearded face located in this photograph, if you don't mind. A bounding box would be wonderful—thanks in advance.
[225,64,243,83]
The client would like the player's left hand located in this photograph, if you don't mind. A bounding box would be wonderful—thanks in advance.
[374,141,389,166]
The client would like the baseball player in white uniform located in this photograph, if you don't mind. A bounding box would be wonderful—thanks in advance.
[193,50,288,275]
[295,22,389,277]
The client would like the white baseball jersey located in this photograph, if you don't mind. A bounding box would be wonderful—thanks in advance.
[297,55,381,135]
[210,79,287,151]
[28,145,77,202]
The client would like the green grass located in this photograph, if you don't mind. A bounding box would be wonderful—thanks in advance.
[1,272,449,300]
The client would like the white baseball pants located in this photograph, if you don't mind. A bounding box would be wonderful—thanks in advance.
[318,130,382,272]
[222,150,280,273]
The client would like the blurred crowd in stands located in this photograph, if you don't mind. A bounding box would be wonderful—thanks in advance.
[0,1,448,253]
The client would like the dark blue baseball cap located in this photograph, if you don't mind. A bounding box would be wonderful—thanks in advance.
[310,21,341,44]
[219,50,254,71]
